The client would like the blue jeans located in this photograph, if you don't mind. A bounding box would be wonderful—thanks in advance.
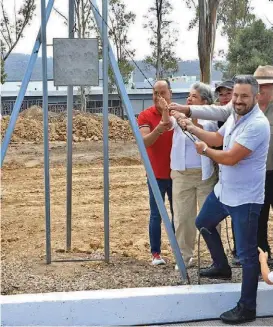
[196,191,262,310]
[147,179,174,254]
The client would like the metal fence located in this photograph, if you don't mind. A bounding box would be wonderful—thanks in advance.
[1,99,43,115]
[1,99,124,117]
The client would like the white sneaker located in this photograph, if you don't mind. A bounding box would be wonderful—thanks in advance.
[152,253,166,265]
[175,257,195,270]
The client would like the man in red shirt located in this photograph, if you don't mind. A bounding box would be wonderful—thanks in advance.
[138,79,174,265]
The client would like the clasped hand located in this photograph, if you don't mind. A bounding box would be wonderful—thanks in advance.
[169,109,194,132]
[168,108,208,155]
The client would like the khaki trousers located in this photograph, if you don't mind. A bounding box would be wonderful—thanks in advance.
[171,168,219,264]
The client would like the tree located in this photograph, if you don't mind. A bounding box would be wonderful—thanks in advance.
[216,0,255,77]
[107,0,136,90]
[185,0,255,40]
[143,0,179,79]
[1,56,7,84]
[197,0,220,83]
[217,0,255,42]
[1,41,6,84]
[182,0,255,81]
[224,19,273,76]
[75,0,96,111]
[182,0,220,83]
[0,0,36,61]
[266,17,273,29]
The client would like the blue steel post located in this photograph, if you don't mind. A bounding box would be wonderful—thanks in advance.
[102,0,110,262]
[90,0,187,280]
[1,0,55,167]
[66,0,74,251]
[41,0,51,264]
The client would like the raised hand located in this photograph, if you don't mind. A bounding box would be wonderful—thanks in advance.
[155,94,170,125]
[157,96,168,112]
[258,247,269,264]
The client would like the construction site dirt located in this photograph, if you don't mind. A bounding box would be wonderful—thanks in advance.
[1,111,272,295]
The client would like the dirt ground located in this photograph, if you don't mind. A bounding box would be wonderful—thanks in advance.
[1,140,272,295]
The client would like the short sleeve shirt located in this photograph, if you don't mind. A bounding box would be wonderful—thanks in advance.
[214,105,270,206]
[138,106,173,179]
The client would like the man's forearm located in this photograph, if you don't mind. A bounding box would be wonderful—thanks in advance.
[205,147,235,166]
[143,128,162,147]
[190,104,232,121]
[162,107,169,124]
[191,126,222,147]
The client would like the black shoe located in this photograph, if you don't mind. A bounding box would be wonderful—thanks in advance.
[199,265,232,280]
[220,302,256,324]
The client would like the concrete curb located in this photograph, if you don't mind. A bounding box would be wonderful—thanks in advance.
[1,282,273,326]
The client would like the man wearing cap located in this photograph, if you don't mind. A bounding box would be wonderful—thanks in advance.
[214,80,234,128]
[215,80,234,107]
[169,66,273,265]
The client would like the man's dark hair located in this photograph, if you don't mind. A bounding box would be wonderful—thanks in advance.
[233,75,259,96]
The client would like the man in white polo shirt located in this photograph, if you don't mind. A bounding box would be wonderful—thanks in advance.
[170,66,273,265]
[178,76,270,324]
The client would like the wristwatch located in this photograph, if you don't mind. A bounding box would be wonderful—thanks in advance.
[202,145,208,155]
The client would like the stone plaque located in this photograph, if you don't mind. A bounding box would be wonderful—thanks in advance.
[53,38,99,86]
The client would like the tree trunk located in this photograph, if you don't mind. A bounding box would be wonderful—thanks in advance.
[156,0,163,79]
[80,86,86,112]
[198,0,220,83]
[200,58,211,83]
[79,0,87,112]
[75,0,81,38]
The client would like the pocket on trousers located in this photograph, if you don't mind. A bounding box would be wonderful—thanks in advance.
[171,170,182,180]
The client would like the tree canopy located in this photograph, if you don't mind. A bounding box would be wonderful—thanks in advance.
[224,19,273,76]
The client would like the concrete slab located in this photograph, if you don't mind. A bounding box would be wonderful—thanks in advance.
[154,317,273,326]
[1,282,273,326]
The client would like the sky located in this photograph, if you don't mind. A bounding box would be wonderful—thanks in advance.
[3,0,273,60]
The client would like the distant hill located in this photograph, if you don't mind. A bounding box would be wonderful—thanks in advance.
[132,60,222,82]
[5,53,53,81]
[4,53,222,82]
